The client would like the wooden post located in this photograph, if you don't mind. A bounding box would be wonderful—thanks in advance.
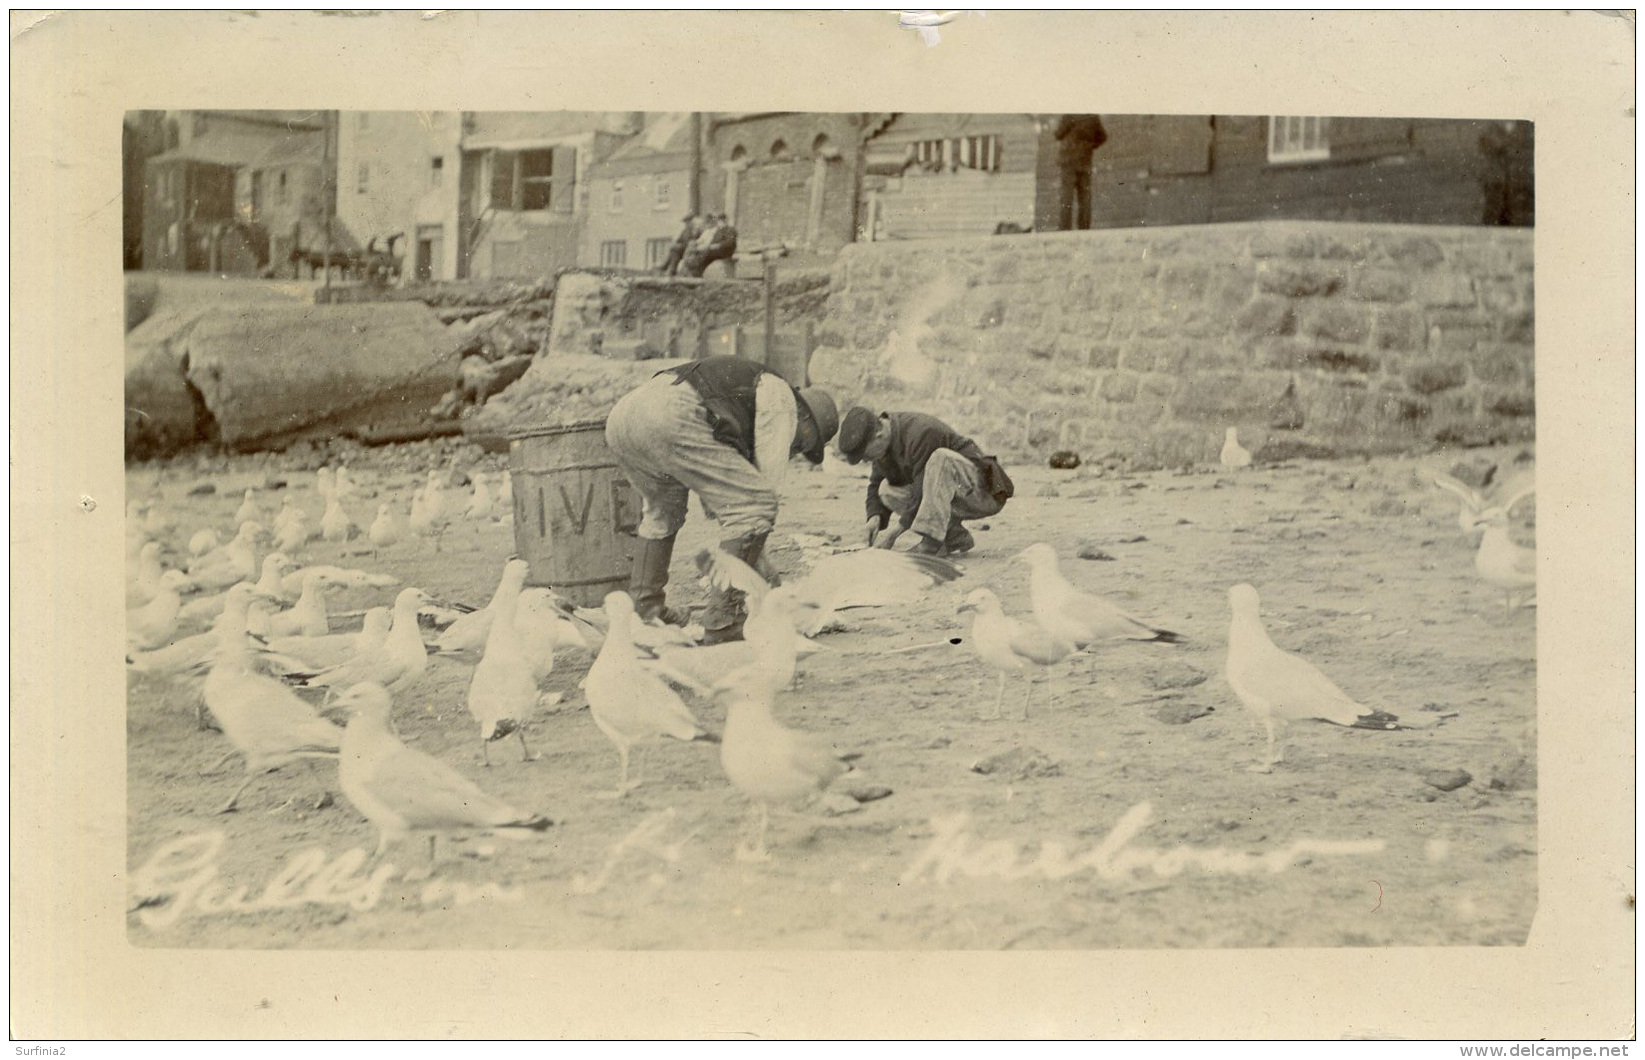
[763,254,777,367]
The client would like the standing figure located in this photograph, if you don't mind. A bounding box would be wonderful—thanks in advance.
[605,356,839,642]
[1054,114,1108,231]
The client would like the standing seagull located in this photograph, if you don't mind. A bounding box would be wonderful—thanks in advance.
[368,503,400,555]
[320,494,355,544]
[716,661,862,862]
[584,592,713,798]
[1016,543,1183,649]
[1220,427,1252,469]
[294,587,439,695]
[466,558,543,765]
[200,585,343,812]
[234,488,260,526]
[336,682,552,871]
[1224,583,1412,774]
[1431,469,1535,535]
[956,587,1076,719]
[466,475,494,522]
[1469,507,1536,614]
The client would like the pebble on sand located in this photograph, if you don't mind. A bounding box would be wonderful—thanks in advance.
[1152,702,1215,726]
[1424,768,1474,792]
[971,746,1060,780]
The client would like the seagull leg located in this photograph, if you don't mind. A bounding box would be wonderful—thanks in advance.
[517,727,540,762]
[1246,716,1277,774]
[217,771,259,814]
[736,803,772,863]
[480,739,492,768]
[199,750,238,776]
[991,672,1007,719]
[595,746,632,799]
[1022,674,1034,721]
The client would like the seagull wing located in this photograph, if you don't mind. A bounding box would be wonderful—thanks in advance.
[1005,616,1075,665]
[1430,472,1486,512]
[360,740,530,830]
[796,550,963,613]
[1242,640,1374,728]
[696,547,772,609]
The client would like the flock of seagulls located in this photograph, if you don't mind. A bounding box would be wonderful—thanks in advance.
[126,445,1535,873]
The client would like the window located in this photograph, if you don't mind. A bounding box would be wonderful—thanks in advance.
[276,170,288,204]
[654,176,671,209]
[770,139,790,159]
[487,147,575,212]
[356,162,370,194]
[913,135,1001,173]
[610,180,624,212]
[644,237,672,268]
[600,240,627,268]
[430,156,444,188]
[1268,116,1330,164]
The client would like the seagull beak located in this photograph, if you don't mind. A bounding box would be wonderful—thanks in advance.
[956,602,977,615]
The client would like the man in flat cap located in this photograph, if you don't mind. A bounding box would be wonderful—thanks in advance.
[835,407,1013,556]
[606,356,839,642]
[658,213,704,277]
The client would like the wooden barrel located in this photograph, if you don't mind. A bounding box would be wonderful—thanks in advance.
[508,419,640,608]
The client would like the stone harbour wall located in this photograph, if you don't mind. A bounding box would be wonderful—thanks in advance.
[807,221,1534,468]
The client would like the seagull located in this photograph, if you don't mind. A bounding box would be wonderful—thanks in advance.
[466,558,543,765]
[410,470,449,550]
[697,546,963,636]
[181,553,298,622]
[277,564,398,598]
[649,596,826,697]
[200,584,343,812]
[126,541,172,608]
[186,521,267,592]
[333,464,356,502]
[1431,469,1535,535]
[273,509,312,555]
[187,527,221,558]
[466,475,494,521]
[496,471,514,517]
[1016,543,1183,649]
[267,571,334,639]
[127,570,191,652]
[320,494,355,544]
[584,592,714,798]
[368,503,400,554]
[1220,426,1253,469]
[1468,506,1536,614]
[293,587,440,695]
[715,660,862,861]
[1225,583,1418,774]
[274,494,305,535]
[234,488,260,526]
[336,682,552,869]
[270,606,392,670]
[434,559,518,653]
[316,466,335,501]
[956,587,1076,719]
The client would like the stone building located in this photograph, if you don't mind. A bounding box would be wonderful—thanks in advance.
[1088,116,1534,229]
[580,112,696,271]
[335,111,464,281]
[456,111,638,280]
[704,112,867,263]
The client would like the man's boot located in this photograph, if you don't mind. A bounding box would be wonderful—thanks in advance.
[628,534,689,626]
[700,530,768,644]
[943,519,976,556]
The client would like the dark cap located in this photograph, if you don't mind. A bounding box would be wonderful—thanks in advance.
[836,406,879,464]
[796,388,839,464]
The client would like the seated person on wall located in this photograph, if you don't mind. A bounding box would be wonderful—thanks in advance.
[605,355,840,643]
[836,407,1015,557]
[681,213,738,278]
[658,213,704,276]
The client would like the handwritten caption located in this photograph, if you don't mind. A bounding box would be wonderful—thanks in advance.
[129,831,521,929]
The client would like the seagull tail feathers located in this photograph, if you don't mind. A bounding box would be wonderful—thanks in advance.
[693,729,722,745]
[1148,628,1185,644]
[1348,709,1402,731]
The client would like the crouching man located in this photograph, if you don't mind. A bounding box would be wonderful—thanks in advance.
[835,407,1014,556]
[605,356,839,642]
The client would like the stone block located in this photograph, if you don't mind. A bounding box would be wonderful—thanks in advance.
[1484,385,1535,418]
[1372,307,1424,351]
[1471,343,1533,386]
[1415,272,1477,308]
[1159,263,1215,298]
[1426,314,1491,353]
[1497,309,1534,345]
[1372,389,1433,430]
[972,297,1008,330]
[1404,358,1466,394]
[1137,373,1178,404]
[1381,236,1446,269]
[1168,370,1291,422]
[1099,371,1139,403]
[1085,344,1121,370]
[1108,402,1165,428]
[1119,340,1188,374]
[1349,268,1414,303]
[1287,346,1380,375]
[1303,303,1374,345]
[1235,297,1298,338]
[1255,262,1346,298]
[1479,278,1530,315]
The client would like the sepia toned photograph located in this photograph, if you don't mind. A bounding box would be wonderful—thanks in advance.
[13,9,1632,1041]
[122,105,1538,950]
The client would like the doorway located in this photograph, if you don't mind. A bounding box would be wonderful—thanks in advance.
[414,224,444,281]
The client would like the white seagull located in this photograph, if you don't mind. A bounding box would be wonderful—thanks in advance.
[697,546,964,636]
[1468,507,1536,614]
[1225,583,1416,774]
[234,488,260,526]
[267,571,334,639]
[466,558,544,765]
[270,606,392,671]
[126,569,192,652]
[1017,543,1183,649]
[956,587,1076,719]
[1220,426,1253,469]
[293,587,439,695]
[336,682,552,870]
[186,521,268,592]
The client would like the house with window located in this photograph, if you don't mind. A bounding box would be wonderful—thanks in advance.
[336,110,464,281]
[456,111,639,280]
[1087,115,1533,228]
[140,110,328,272]
[858,113,1052,241]
[705,113,867,262]
[580,112,696,271]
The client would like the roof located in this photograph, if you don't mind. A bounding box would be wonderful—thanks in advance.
[251,129,326,169]
[590,113,695,178]
[148,127,281,168]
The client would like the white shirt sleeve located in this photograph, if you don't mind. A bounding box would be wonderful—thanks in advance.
[753,375,799,493]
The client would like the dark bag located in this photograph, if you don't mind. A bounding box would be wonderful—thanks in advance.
[977,455,1015,505]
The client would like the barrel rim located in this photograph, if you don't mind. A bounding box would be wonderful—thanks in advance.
[508,419,609,440]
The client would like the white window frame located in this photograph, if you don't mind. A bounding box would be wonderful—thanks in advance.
[1268,116,1330,164]
[644,236,672,268]
[600,240,627,268]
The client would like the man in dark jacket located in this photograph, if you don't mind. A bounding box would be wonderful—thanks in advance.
[835,407,1010,556]
[1054,114,1108,231]
[606,356,839,641]
[681,213,738,277]
[658,213,704,276]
